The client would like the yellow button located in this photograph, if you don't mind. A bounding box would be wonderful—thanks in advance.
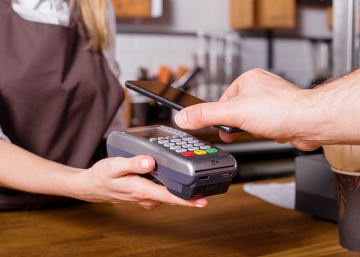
[194,150,207,155]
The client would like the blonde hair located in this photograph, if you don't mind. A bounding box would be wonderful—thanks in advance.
[69,0,112,52]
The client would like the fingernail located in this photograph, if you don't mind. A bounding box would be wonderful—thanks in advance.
[195,204,204,208]
[175,111,188,127]
[141,159,149,170]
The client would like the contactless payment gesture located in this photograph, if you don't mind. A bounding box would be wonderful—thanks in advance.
[107,125,237,200]
[125,80,245,134]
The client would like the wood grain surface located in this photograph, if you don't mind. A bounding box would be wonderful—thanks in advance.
[230,0,296,30]
[230,0,255,30]
[256,0,296,29]
[111,0,151,18]
[0,178,353,256]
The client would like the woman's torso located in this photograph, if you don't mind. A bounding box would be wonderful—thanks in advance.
[0,0,124,168]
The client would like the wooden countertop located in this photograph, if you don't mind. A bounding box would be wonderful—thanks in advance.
[0,178,349,256]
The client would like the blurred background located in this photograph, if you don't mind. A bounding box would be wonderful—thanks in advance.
[111,0,335,183]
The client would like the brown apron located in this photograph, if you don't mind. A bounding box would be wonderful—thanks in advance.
[0,0,124,211]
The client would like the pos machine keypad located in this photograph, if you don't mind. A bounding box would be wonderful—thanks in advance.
[150,126,218,157]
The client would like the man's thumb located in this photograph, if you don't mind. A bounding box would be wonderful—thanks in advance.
[175,102,234,130]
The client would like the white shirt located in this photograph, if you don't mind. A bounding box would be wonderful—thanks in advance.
[0,0,126,143]
[0,127,10,143]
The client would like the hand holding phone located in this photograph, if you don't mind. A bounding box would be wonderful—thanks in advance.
[125,81,245,134]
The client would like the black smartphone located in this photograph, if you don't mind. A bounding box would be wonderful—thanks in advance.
[125,80,245,134]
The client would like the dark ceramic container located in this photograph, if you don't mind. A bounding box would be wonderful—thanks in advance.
[333,167,360,252]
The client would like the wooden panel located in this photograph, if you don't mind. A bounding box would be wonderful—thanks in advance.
[158,66,173,85]
[255,0,296,29]
[0,178,349,256]
[177,66,189,80]
[123,88,131,127]
[327,6,333,29]
[356,6,360,35]
[230,0,255,29]
[111,0,151,18]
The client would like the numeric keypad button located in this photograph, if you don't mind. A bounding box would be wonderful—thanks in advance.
[188,147,200,151]
[194,143,205,146]
[176,148,187,153]
[182,151,195,157]
[206,148,218,153]
[183,144,193,148]
[171,139,181,142]
[158,140,169,144]
[194,150,207,155]
[164,143,175,147]
[182,137,193,141]
[188,140,199,144]
[176,141,187,145]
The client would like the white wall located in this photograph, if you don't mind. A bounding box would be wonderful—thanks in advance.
[114,0,332,89]
[115,35,314,88]
[116,0,231,32]
[115,34,197,85]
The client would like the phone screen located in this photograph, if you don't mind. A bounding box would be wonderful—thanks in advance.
[126,81,206,108]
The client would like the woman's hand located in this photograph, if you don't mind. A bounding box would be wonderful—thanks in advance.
[71,156,208,209]
[0,140,207,209]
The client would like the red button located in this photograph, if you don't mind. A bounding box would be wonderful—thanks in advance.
[182,151,195,156]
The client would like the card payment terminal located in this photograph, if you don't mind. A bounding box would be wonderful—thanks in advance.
[107,125,237,200]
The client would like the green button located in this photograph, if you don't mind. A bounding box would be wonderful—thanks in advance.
[205,148,218,153]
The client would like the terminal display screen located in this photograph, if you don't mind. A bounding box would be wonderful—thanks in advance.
[126,127,181,139]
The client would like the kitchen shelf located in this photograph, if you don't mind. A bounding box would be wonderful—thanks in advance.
[116,26,332,41]
[297,0,332,5]
[116,25,198,36]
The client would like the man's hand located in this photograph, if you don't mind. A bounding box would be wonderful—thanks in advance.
[72,156,208,209]
[175,68,326,151]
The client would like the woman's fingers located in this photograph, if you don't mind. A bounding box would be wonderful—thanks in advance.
[100,156,156,179]
[132,178,208,208]
[133,200,162,210]
[99,157,209,208]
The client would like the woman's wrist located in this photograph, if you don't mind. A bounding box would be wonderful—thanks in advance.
[55,166,87,200]
[65,165,109,203]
